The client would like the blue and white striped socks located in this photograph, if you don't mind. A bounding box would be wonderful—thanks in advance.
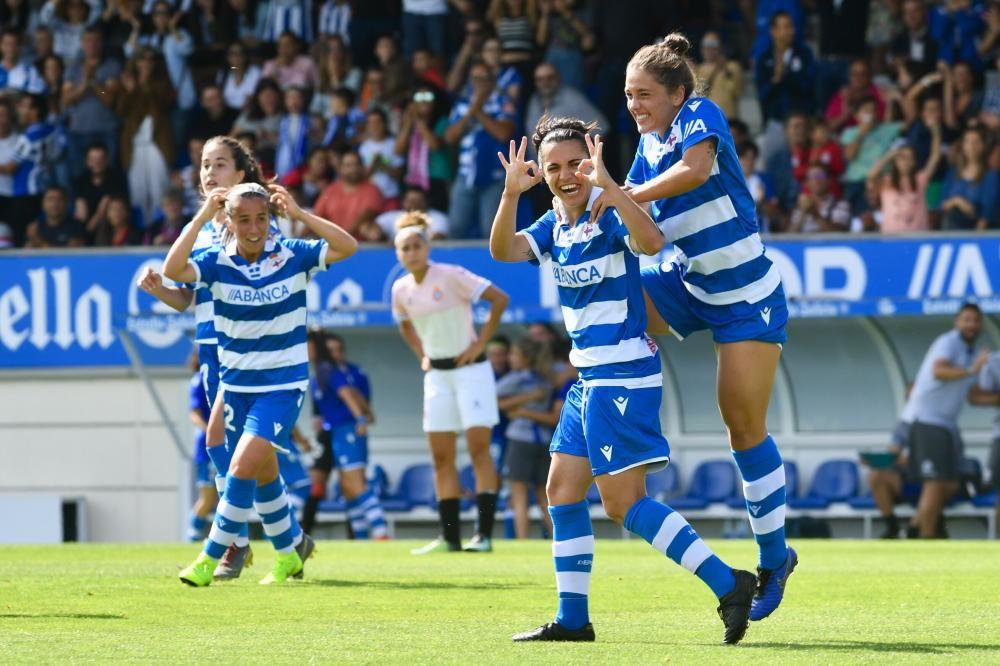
[732,436,788,570]
[187,514,211,542]
[549,500,594,631]
[205,476,256,559]
[624,496,735,598]
[254,478,300,554]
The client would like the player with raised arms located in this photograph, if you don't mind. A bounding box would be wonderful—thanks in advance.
[137,136,313,578]
[165,181,356,586]
[490,119,756,644]
[391,211,509,554]
[591,33,796,621]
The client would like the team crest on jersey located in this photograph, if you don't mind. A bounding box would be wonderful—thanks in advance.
[432,286,444,301]
[268,252,286,269]
[583,224,594,238]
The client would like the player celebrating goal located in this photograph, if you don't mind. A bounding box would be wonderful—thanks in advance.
[490,121,756,644]
[595,34,796,621]
[165,182,356,586]
[392,212,509,554]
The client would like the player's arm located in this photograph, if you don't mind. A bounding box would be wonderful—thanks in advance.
[629,136,719,205]
[269,184,357,264]
[509,396,566,428]
[458,284,508,366]
[397,319,426,366]
[136,267,194,312]
[163,189,226,284]
[491,137,542,262]
[968,384,1000,406]
[934,350,990,381]
[498,387,547,411]
[336,385,370,435]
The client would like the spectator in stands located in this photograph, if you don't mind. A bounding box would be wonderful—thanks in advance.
[312,149,384,237]
[40,55,67,120]
[1,93,58,247]
[488,0,539,92]
[931,0,986,71]
[969,351,1000,535]
[280,146,331,207]
[317,0,351,44]
[446,14,491,95]
[274,86,310,179]
[144,187,185,244]
[755,9,816,154]
[0,100,17,221]
[185,0,234,67]
[41,0,99,68]
[217,41,261,111]
[256,0,314,45]
[868,133,942,233]
[524,62,607,155]
[0,0,33,35]
[900,303,989,538]
[535,0,594,94]
[445,58,516,239]
[479,36,523,106]
[788,165,851,232]
[375,184,449,240]
[232,77,283,166]
[92,192,141,246]
[117,47,175,225]
[944,60,984,131]
[262,31,319,90]
[738,141,778,233]
[74,142,127,242]
[1,29,46,95]
[395,83,452,210]
[401,0,448,59]
[358,67,395,122]
[808,118,846,196]
[497,336,554,539]
[841,96,902,213]
[25,185,85,247]
[826,58,887,132]
[173,135,203,215]
[125,0,197,143]
[941,125,1000,230]
[63,27,121,180]
[358,107,403,207]
[751,0,806,64]
[320,86,364,151]
[891,0,939,78]
[765,110,809,219]
[312,35,361,116]
[410,47,445,90]
[694,30,744,121]
[32,26,56,63]
[190,84,238,141]
[354,209,387,243]
[373,34,412,108]
[982,2,1000,65]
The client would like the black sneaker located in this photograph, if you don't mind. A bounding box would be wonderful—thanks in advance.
[512,622,595,642]
[717,570,756,645]
[292,533,316,580]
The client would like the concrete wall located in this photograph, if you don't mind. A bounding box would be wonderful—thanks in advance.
[1,316,997,542]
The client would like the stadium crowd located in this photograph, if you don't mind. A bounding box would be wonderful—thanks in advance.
[2,0,1000,249]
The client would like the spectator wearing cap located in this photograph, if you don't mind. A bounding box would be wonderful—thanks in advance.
[262,31,319,90]
[695,30,744,120]
[62,27,122,180]
[788,165,851,233]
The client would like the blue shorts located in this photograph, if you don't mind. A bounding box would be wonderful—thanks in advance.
[641,262,788,345]
[331,422,369,471]
[223,389,305,452]
[550,380,670,477]
[195,460,215,487]
[277,446,311,505]
[198,344,221,407]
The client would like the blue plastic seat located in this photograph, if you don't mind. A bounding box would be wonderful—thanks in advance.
[646,465,679,502]
[973,491,998,508]
[382,463,436,511]
[671,460,739,510]
[788,459,859,509]
[727,461,800,509]
[368,464,391,499]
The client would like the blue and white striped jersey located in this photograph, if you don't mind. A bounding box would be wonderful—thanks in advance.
[258,0,314,43]
[191,237,328,393]
[519,187,661,386]
[11,122,58,196]
[627,97,781,306]
[188,217,285,344]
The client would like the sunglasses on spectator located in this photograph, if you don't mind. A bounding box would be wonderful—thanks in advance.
[413,91,435,103]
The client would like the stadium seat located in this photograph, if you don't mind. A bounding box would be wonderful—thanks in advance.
[382,463,436,511]
[972,491,998,508]
[671,460,739,510]
[369,464,391,499]
[788,459,860,509]
[645,465,679,502]
[727,461,800,509]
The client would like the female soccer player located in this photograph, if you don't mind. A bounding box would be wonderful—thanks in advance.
[137,136,314,578]
[167,182,356,586]
[490,120,755,644]
[593,34,795,621]
[391,211,509,554]
[302,330,387,539]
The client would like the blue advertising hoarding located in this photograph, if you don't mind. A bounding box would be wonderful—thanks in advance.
[1,235,998,368]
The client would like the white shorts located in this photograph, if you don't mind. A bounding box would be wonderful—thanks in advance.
[423,360,499,433]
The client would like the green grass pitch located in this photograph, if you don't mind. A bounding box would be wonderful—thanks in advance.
[1,540,998,664]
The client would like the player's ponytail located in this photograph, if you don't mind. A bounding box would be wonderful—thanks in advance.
[628,32,703,100]
[532,114,598,157]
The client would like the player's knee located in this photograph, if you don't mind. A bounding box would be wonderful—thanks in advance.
[601,497,629,525]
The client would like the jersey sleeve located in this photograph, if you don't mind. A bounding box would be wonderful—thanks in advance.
[625,136,648,187]
[329,368,350,391]
[189,248,218,286]
[449,264,491,302]
[930,334,965,366]
[391,280,409,322]
[517,211,556,265]
[283,238,328,272]
[680,98,728,154]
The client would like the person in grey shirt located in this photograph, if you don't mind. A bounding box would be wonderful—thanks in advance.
[969,350,1000,533]
[62,27,121,181]
[900,303,990,538]
[524,62,608,158]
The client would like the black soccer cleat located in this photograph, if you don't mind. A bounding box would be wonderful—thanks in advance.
[512,622,596,642]
[717,570,756,645]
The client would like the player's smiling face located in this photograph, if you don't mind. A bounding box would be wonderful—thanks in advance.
[227,196,270,259]
[540,139,590,212]
[200,140,246,194]
[625,66,685,137]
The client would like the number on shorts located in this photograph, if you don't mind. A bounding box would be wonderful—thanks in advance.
[223,403,236,432]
